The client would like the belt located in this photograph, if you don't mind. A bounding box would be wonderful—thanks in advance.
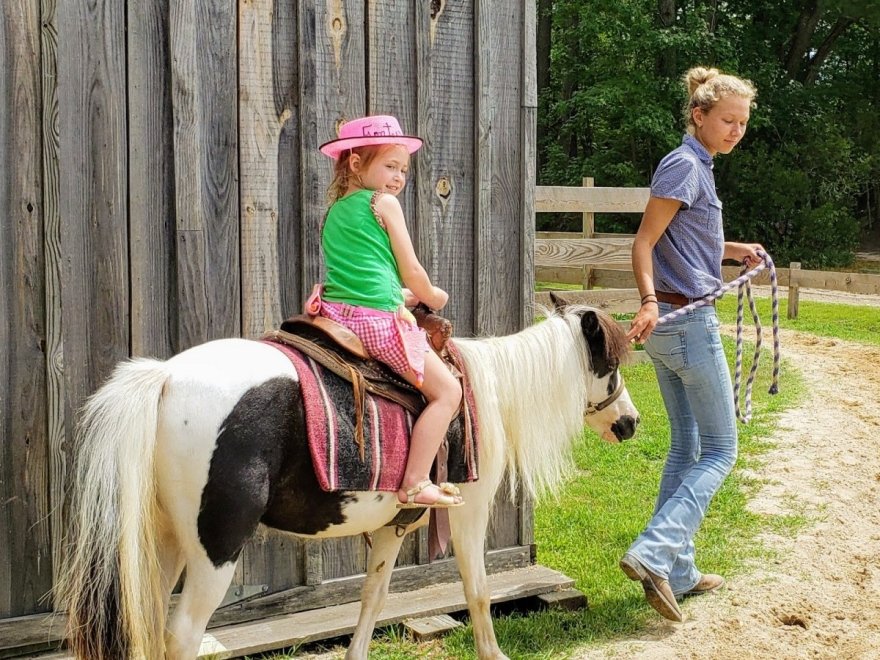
[655,291,714,308]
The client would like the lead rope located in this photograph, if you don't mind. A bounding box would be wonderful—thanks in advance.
[655,249,780,423]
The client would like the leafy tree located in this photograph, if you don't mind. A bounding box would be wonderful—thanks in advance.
[537,0,880,267]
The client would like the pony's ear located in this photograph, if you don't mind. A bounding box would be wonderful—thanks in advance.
[548,290,568,311]
[580,309,601,338]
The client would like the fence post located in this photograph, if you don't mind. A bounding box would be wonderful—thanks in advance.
[581,176,594,289]
[788,262,801,319]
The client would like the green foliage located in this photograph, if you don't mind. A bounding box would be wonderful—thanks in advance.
[538,0,880,267]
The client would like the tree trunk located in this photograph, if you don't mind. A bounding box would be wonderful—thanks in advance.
[536,0,552,171]
[536,0,552,95]
[802,17,855,85]
[784,0,823,80]
[657,0,677,78]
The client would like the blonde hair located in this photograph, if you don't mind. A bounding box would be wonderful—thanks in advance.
[326,144,404,204]
[683,66,756,134]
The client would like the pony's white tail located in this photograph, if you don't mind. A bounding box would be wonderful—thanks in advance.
[56,358,170,660]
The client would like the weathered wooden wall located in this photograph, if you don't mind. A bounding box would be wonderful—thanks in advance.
[0,0,536,646]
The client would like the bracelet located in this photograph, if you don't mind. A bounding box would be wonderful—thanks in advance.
[640,294,658,304]
[641,300,658,307]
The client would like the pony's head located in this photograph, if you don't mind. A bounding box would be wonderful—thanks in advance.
[551,292,640,443]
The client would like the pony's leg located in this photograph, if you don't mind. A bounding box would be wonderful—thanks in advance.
[164,556,236,660]
[345,525,409,660]
[450,489,508,660]
[156,524,184,629]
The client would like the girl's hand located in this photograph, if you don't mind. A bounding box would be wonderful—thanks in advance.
[626,301,659,344]
[428,286,449,311]
[725,242,765,268]
[402,288,419,306]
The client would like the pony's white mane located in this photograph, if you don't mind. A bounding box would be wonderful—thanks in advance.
[454,306,596,501]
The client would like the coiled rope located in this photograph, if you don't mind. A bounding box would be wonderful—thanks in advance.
[655,249,780,423]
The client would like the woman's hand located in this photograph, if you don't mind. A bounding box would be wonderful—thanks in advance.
[725,242,765,268]
[627,301,660,344]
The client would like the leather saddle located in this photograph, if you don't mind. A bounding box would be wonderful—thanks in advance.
[262,304,458,418]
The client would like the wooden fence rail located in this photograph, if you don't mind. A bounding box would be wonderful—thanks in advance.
[534,184,880,320]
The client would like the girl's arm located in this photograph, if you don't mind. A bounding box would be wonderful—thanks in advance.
[627,196,682,343]
[375,194,449,310]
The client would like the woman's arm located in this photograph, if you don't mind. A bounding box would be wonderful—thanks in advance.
[375,194,449,310]
[626,196,682,343]
[724,241,765,268]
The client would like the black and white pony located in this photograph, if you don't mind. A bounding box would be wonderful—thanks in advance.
[57,305,639,660]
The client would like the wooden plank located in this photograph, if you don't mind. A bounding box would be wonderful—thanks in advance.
[788,262,801,320]
[0,612,66,655]
[129,0,176,358]
[297,0,365,301]
[416,0,476,333]
[403,613,463,641]
[520,0,538,331]
[200,564,572,659]
[368,4,422,566]
[475,0,522,339]
[296,0,367,585]
[273,0,303,318]
[40,0,66,601]
[535,237,634,268]
[475,0,523,550]
[722,265,790,286]
[368,0,418,240]
[0,0,51,619]
[591,268,635,288]
[169,0,240,350]
[34,564,569,660]
[535,266,584,286]
[58,0,129,413]
[784,267,880,295]
[209,544,530,628]
[535,289,641,314]
[595,232,635,239]
[239,0,292,338]
[535,185,650,213]
[536,587,588,611]
[0,545,532,653]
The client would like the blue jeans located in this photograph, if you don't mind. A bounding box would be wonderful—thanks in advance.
[627,302,738,594]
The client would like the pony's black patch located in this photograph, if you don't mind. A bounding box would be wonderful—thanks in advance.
[198,377,352,567]
[580,310,617,378]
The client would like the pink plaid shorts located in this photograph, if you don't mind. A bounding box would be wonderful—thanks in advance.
[319,301,430,386]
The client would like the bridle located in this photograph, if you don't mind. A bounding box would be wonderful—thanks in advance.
[586,371,625,416]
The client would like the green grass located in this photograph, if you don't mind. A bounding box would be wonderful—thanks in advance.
[262,295,880,659]
[714,293,880,346]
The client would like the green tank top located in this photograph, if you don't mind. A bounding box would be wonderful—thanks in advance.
[322,189,404,311]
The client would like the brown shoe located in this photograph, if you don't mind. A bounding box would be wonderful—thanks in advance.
[683,573,725,596]
[619,553,683,622]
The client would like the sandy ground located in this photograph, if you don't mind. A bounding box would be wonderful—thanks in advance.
[576,305,880,659]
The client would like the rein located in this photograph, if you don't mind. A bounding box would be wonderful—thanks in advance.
[655,249,780,423]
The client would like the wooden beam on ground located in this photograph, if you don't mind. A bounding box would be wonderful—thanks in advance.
[32,565,574,660]
[536,587,588,611]
[403,613,464,641]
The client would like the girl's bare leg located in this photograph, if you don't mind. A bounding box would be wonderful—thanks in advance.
[398,350,462,505]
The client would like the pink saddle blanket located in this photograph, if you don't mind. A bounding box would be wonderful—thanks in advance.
[263,340,479,493]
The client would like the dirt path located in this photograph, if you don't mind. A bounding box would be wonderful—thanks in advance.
[576,328,880,660]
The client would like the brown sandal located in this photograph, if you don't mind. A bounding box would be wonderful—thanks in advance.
[397,479,464,509]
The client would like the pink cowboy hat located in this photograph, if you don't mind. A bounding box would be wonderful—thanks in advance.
[319,115,423,159]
